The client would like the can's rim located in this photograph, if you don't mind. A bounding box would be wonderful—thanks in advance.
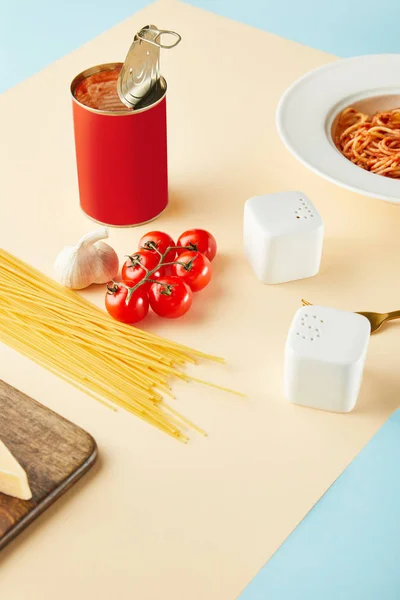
[70,62,167,116]
[80,204,168,228]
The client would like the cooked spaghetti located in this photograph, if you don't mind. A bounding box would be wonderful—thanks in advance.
[0,249,240,442]
[335,106,400,178]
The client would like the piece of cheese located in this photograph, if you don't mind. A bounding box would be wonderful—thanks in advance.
[0,439,32,500]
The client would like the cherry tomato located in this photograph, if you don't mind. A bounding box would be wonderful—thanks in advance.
[105,283,149,324]
[177,229,217,261]
[148,276,192,319]
[139,231,176,263]
[171,251,212,292]
[121,250,161,290]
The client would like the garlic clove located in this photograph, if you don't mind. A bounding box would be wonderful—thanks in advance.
[54,247,88,289]
[54,228,119,289]
[77,227,110,248]
[91,241,119,284]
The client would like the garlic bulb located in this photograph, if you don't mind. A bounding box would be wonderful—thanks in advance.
[54,228,119,289]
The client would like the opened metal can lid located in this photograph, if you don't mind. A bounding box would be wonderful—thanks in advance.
[117,25,181,109]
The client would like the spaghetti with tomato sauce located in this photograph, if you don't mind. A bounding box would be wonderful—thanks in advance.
[335,107,400,179]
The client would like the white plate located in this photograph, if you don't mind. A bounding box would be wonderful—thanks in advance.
[276,54,400,204]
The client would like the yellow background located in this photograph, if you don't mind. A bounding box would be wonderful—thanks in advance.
[1,1,400,598]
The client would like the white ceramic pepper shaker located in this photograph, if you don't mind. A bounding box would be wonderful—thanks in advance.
[284,306,371,413]
[244,191,324,284]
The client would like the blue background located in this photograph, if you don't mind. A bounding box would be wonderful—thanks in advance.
[239,410,400,600]
[188,0,400,57]
[1,0,400,93]
[0,0,152,93]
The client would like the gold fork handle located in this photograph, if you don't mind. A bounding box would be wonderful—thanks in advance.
[302,300,400,324]
[385,310,400,322]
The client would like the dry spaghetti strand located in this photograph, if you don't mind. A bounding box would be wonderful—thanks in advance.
[335,106,400,178]
[0,249,241,441]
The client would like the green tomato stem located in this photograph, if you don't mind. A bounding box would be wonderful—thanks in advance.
[121,245,198,304]
[124,254,149,272]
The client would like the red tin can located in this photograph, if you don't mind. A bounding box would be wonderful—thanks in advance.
[71,62,168,227]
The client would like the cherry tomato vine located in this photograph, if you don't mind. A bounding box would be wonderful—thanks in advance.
[105,229,216,323]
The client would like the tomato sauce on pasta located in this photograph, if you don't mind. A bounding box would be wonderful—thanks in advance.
[335,107,400,178]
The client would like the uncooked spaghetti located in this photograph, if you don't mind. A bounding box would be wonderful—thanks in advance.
[0,249,241,442]
[335,106,400,178]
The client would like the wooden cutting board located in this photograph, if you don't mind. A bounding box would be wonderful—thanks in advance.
[0,379,97,549]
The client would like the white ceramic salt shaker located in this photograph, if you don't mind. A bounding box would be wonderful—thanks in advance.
[244,191,324,284]
[284,306,371,413]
